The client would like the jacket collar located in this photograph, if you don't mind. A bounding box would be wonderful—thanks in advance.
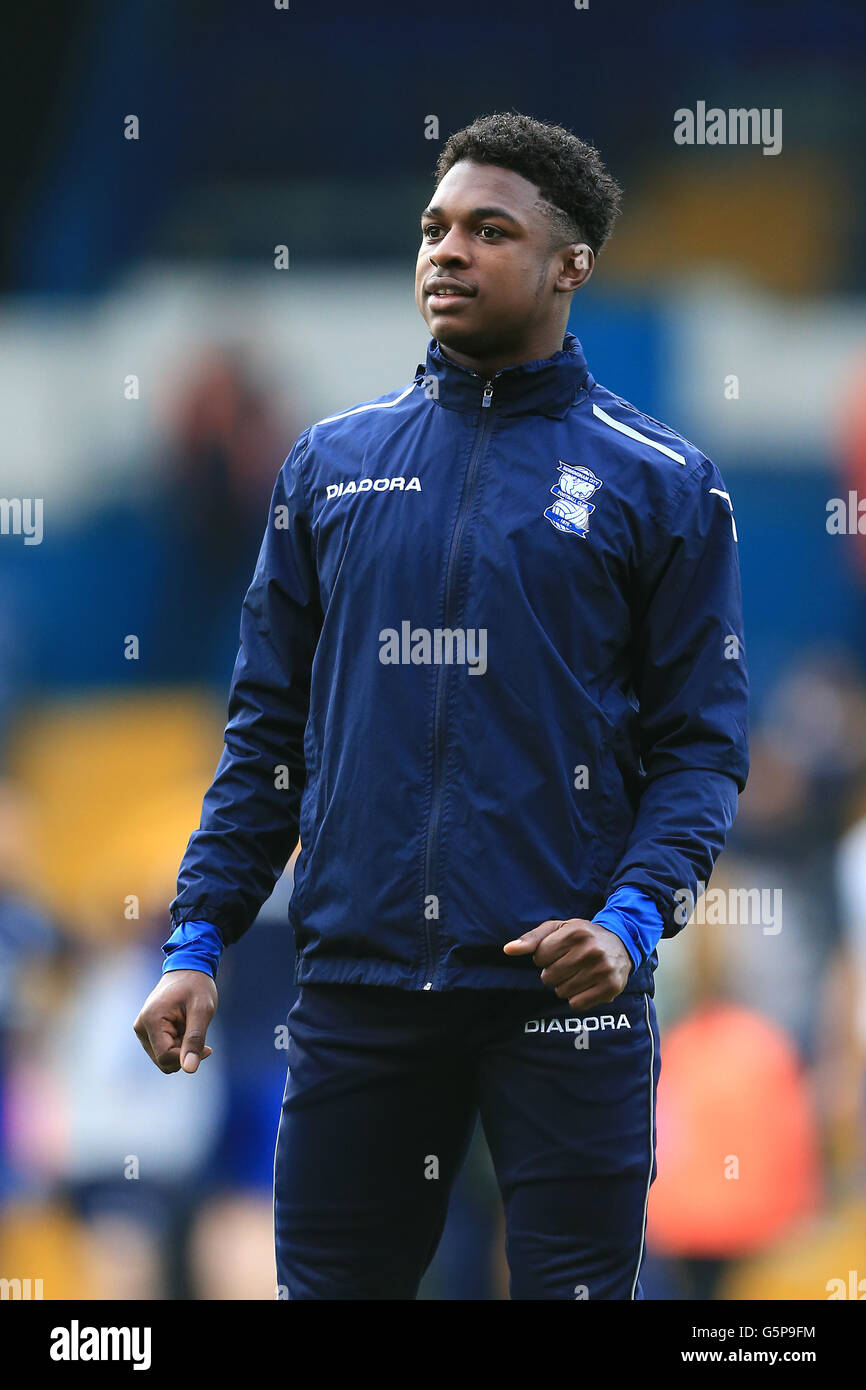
[415,330,594,418]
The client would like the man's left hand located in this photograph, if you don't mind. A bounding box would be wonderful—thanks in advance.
[503,917,633,1009]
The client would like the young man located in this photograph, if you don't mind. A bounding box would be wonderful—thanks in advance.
[134,112,749,1300]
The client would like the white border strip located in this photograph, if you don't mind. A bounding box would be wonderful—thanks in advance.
[592,403,686,465]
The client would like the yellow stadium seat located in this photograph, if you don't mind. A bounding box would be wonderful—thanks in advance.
[8,690,224,938]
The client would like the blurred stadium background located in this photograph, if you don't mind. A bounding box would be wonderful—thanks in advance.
[1,0,866,1300]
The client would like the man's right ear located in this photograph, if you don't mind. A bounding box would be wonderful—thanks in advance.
[564,243,594,290]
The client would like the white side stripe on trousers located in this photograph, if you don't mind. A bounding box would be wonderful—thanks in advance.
[630,992,655,1300]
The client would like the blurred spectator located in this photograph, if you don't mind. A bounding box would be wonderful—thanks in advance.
[4,926,226,1299]
[646,1003,821,1300]
[152,347,299,682]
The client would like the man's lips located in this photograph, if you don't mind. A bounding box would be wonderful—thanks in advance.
[424,276,477,302]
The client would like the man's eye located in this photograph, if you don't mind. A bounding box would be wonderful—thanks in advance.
[422,226,441,238]
[479,226,503,239]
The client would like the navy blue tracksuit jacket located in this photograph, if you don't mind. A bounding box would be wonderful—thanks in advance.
[165,332,748,1299]
[169,331,748,993]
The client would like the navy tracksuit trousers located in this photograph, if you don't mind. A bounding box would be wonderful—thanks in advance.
[273,983,660,1300]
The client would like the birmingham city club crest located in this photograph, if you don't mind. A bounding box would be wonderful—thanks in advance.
[543,461,603,538]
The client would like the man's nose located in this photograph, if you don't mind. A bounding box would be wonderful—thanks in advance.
[429,228,471,264]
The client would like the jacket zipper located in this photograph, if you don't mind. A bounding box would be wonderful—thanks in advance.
[421,377,496,988]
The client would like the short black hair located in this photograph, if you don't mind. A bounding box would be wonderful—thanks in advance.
[433,111,623,256]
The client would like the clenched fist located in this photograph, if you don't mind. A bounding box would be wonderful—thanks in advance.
[503,917,633,1009]
[133,970,218,1074]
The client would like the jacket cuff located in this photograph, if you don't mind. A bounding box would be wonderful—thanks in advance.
[161,919,224,980]
[592,885,664,973]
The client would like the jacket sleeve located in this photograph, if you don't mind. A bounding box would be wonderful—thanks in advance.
[169,428,322,946]
[605,457,749,936]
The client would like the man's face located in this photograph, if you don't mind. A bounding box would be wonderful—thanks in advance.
[415,159,581,366]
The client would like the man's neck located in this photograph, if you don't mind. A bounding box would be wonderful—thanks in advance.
[438,330,567,378]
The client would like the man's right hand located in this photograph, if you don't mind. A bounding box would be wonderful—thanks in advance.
[133,970,218,1074]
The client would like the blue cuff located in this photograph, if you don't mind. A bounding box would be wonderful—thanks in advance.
[592,886,664,973]
[161,920,224,979]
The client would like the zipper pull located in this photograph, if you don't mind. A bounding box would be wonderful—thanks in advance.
[481,380,494,408]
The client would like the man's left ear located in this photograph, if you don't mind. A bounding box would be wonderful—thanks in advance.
[559,243,594,291]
